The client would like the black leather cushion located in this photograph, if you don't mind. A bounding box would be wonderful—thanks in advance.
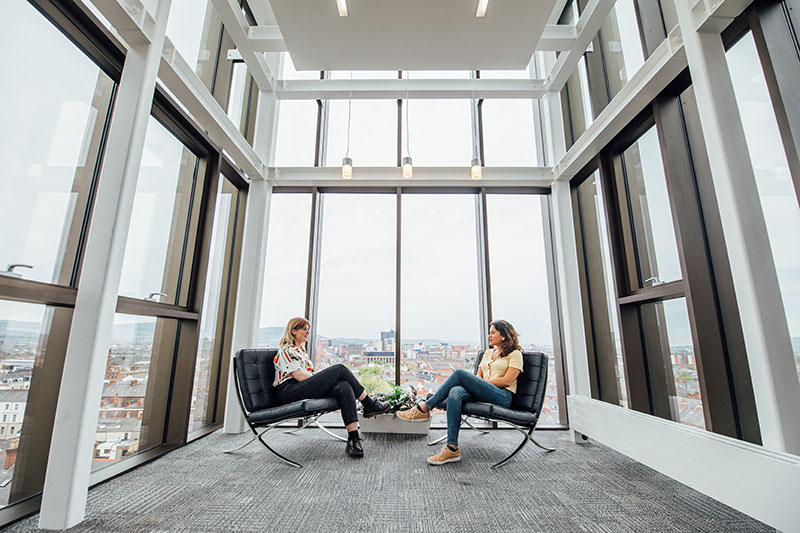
[512,351,548,414]
[248,398,339,425]
[235,348,280,413]
[462,402,538,426]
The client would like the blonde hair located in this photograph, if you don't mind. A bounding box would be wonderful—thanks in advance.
[279,317,310,349]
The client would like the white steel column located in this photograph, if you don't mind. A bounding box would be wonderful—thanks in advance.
[223,87,279,433]
[676,0,800,454]
[551,180,591,398]
[38,0,172,528]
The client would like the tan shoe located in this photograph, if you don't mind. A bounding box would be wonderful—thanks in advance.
[428,445,461,465]
[396,405,430,423]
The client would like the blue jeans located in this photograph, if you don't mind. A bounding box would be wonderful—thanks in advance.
[424,369,512,446]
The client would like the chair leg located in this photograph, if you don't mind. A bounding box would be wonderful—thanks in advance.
[257,426,303,468]
[427,433,447,446]
[312,418,348,442]
[283,416,315,435]
[463,417,490,434]
[491,427,534,469]
[513,426,556,452]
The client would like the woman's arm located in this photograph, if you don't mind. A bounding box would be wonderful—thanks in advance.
[477,366,484,379]
[486,367,521,389]
[290,369,313,381]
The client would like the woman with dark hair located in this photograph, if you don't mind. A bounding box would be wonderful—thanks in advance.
[274,317,390,457]
[397,320,523,465]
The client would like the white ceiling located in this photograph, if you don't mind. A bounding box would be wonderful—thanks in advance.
[267,0,559,71]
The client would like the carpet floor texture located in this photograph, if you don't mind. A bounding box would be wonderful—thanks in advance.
[7,429,773,532]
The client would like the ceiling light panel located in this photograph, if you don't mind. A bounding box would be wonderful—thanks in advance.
[476,0,489,17]
[336,0,348,16]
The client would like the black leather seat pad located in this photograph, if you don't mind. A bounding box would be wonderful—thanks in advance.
[247,397,340,425]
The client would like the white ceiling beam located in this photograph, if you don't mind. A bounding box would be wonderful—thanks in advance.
[537,24,578,51]
[247,0,278,25]
[270,167,553,188]
[159,37,266,180]
[548,0,571,24]
[208,0,276,90]
[248,25,287,52]
[545,0,616,91]
[552,27,687,181]
[87,0,156,45]
[249,23,575,54]
[276,78,548,100]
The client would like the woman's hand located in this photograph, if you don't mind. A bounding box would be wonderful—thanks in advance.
[290,369,313,381]
[487,367,521,388]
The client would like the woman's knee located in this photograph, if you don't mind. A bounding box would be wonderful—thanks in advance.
[447,386,468,403]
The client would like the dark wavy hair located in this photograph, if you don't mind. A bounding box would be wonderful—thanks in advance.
[490,319,522,357]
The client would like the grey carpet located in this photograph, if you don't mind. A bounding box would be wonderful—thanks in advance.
[6,429,772,532]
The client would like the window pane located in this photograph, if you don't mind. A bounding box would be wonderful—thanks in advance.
[401,194,481,400]
[274,101,318,166]
[324,100,397,167]
[727,32,800,384]
[258,194,312,347]
[405,71,471,79]
[0,300,71,506]
[622,125,682,286]
[166,0,213,72]
[0,1,114,286]
[598,0,645,101]
[487,195,562,423]
[227,63,248,131]
[479,70,531,79]
[94,314,177,468]
[189,180,240,433]
[314,194,396,395]
[640,298,705,429]
[118,116,201,304]
[280,53,321,80]
[481,100,539,166]
[575,173,627,408]
[403,100,472,166]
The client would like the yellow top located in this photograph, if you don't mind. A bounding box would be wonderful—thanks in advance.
[479,348,524,394]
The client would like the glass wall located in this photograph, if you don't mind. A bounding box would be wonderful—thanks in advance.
[486,194,561,422]
[403,100,473,166]
[314,194,396,394]
[401,194,482,397]
[274,101,319,166]
[189,179,242,433]
[257,193,312,347]
[481,100,539,166]
[0,0,115,287]
[324,100,397,167]
[727,32,800,384]
[118,116,203,305]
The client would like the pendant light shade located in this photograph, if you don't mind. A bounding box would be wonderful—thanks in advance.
[402,156,413,179]
[342,157,353,179]
[471,158,482,180]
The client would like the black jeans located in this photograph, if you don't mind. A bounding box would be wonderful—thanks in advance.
[276,364,365,426]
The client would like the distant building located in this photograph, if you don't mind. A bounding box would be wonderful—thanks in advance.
[363,351,395,365]
[0,390,27,441]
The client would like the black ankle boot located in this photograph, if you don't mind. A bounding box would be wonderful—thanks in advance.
[362,398,391,418]
[346,437,364,457]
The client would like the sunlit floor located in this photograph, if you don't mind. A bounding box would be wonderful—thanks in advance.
[8,429,772,532]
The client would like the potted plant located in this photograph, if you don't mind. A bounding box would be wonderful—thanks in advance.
[358,385,430,434]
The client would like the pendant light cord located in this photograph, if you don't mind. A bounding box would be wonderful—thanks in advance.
[345,71,353,159]
[405,77,411,158]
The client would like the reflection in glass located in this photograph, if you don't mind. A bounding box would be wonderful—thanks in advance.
[166,0,212,71]
[257,194,312,348]
[575,174,627,407]
[0,1,114,286]
[324,100,397,167]
[227,63,248,132]
[274,101,319,166]
[402,100,472,166]
[0,300,69,506]
[314,194,396,395]
[622,125,682,286]
[118,116,200,304]
[401,194,481,403]
[481,100,539,166]
[189,180,239,433]
[641,298,705,429]
[487,195,561,422]
[727,32,800,384]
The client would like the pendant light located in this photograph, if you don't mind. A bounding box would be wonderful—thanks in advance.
[402,80,413,179]
[471,73,482,180]
[342,71,353,179]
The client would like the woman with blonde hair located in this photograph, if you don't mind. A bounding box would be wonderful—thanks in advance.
[398,319,524,465]
[274,317,390,457]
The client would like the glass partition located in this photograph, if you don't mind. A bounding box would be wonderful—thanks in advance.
[324,100,397,167]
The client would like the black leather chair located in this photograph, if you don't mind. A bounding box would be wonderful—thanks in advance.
[428,351,555,468]
[225,348,344,468]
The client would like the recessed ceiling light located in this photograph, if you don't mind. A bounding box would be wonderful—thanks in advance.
[336,0,348,17]
[476,0,489,17]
